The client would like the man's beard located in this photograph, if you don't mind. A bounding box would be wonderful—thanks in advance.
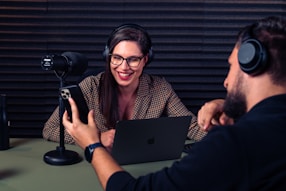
[223,75,247,120]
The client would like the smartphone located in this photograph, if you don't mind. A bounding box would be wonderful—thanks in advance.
[59,84,89,124]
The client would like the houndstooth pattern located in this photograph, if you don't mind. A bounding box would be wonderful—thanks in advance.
[42,73,206,144]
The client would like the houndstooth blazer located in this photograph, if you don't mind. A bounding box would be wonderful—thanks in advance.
[42,72,206,144]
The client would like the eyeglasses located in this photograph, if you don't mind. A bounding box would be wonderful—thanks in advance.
[109,54,144,68]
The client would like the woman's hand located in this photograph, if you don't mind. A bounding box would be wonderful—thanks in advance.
[198,99,234,131]
[100,129,116,152]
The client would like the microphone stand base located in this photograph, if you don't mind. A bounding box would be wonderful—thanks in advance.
[43,146,82,166]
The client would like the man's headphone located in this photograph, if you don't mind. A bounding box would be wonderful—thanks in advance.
[238,34,268,75]
[102,23,153,65]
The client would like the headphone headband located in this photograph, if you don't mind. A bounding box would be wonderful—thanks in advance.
[103,24,153,65]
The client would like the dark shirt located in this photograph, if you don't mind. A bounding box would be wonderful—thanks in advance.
[107,94,286,191]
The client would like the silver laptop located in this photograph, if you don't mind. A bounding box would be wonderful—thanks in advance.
[111,116,192,165]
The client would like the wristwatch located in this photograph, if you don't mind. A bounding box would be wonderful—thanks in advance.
[84,142,104,163]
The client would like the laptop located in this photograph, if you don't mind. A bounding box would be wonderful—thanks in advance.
[111,116,192,165]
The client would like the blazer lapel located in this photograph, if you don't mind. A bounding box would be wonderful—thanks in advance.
[132,74,152,119]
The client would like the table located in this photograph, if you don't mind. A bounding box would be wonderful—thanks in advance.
[0,139,178,191]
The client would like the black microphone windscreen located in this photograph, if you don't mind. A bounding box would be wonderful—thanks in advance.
[61,52,88,75]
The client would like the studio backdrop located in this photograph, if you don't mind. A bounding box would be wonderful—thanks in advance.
[0,0,285,137]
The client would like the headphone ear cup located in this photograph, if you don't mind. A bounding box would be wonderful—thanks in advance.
[238,38,268,75]
[146,47,153,65]
[102,45,109,60]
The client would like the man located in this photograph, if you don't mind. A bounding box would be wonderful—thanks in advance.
[63,16,286,190]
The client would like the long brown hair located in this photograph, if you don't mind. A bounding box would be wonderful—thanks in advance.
[99,24,153,128]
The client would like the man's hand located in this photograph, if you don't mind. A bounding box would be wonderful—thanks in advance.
[198,99,234,131]
[62,97,100,149]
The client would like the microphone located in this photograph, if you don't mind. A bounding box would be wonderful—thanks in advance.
[41,52,88,75]
[41,52,87,165]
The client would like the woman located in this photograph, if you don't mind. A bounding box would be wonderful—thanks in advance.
[42,24,206,151]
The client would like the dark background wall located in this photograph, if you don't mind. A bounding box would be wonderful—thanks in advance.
[1,0,285,137]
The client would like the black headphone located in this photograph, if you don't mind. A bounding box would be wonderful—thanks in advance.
[238,36,268,75]
[102,23,153,65]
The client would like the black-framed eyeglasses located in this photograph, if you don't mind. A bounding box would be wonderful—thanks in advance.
[109,54,144,68]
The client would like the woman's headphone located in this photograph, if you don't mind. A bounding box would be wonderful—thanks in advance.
[102,23,153,65]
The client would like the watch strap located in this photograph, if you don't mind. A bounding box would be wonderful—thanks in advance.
[85,142,104,163]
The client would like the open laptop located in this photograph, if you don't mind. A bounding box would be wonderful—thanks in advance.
[111,116,192,165]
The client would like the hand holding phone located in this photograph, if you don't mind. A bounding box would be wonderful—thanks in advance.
[60,85,89,124]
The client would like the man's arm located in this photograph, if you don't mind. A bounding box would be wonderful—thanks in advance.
[91,146,124,189]
[62,98,124,190]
